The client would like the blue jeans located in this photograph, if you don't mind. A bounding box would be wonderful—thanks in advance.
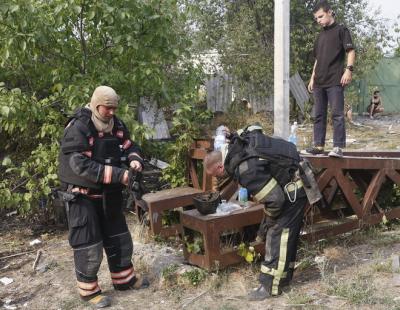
[312,86,346,148]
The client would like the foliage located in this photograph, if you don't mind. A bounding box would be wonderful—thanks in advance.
[237,243,261,264]
[0,0,204,213]
[187,0,392,106]
[182,268,207,286]
[0,0,196,104]
[161,264,180,282]
[184,230,205,254]
[162,102,212,187]
[0,85,63,212]
[161,210,181,227]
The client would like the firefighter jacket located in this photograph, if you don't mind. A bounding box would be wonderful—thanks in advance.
[224,125,303,217]
[58,107,143,191]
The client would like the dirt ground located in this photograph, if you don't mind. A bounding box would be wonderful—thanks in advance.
[296,113,400,151]
[1,114,400,310]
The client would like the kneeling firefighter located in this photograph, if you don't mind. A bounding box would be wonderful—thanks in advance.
[204,124,308,301]
[58,86,149,308]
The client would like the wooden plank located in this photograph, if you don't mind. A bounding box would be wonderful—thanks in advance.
[189,159,200,189]
[305,156,400,170]
[334,170,364,218]
[362,169,386,214]
[386,169,400,185]
[220,181,238,201]
[189,148,207,160]
[302,218,360,242]
[193,139,212,149]
[317,169,335,191]
[142,187,203,204]
[202,166,213,191]
[324,179,338,205]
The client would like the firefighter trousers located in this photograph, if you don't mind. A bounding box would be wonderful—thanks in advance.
[259,195,307,295]
[67,190,135,297]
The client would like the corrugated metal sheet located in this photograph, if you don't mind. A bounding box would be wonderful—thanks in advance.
[234,81,273,113]
[206,73,233,112]
[289,72,309,112]
[138,97,171,139]
[206,72,308,114]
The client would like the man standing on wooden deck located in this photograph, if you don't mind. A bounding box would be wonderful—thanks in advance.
[204,124,307,301]
[305,0,356,158]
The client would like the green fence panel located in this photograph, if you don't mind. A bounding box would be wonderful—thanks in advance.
[355,57,400,114]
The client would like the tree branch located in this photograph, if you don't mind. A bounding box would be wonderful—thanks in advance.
[79,0,87,74]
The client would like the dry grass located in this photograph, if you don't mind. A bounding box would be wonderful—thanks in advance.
[371,259,392,273]
[130,216,153,243]
[323,246,348,261]
[323,271,397,307]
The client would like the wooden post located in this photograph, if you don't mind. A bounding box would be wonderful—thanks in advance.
[274,0,290,139]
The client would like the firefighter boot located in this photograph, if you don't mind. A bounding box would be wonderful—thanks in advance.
[247,284,271,301]
[84,293,111,308]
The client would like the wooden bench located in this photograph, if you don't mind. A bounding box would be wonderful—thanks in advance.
[135,138,239,238]
[180,203,265,270]
[136,187,204,238]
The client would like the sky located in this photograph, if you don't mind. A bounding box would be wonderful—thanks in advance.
[368,0,400,53]
[370,0,400,22]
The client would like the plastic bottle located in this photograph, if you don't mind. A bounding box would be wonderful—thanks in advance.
[288,121,298,146]
[214,125,227,151]
[214,134,226,151]
[238,187,248,203]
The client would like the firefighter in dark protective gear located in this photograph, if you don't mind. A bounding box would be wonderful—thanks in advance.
[58,86,149,308]
[204,124,307,301]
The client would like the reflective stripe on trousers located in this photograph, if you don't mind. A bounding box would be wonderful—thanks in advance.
[260,228,289,295]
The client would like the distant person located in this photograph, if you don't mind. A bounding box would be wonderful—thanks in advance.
[368,90,384,119]
[241,98,252,112]
[345,102,353,123]
[305,1,356,158]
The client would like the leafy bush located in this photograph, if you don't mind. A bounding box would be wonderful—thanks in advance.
[0,1,205,215]
[182,268,207,286]
[162,102,212,187]
[0,86,63,212]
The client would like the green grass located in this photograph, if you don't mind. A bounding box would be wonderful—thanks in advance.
[371,259,392,273]
[324,272,397,306]
[182,268,208,286]
[161,264,179,281]
[325,274,375,305]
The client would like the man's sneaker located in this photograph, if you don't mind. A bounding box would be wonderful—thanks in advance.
[301,146,324,155]
[328,147,343,158]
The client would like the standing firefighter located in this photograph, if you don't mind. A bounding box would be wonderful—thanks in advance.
[204,125,307,301]
[58,86,149,308]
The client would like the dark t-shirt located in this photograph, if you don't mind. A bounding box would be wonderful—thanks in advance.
[313,22,354,88]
